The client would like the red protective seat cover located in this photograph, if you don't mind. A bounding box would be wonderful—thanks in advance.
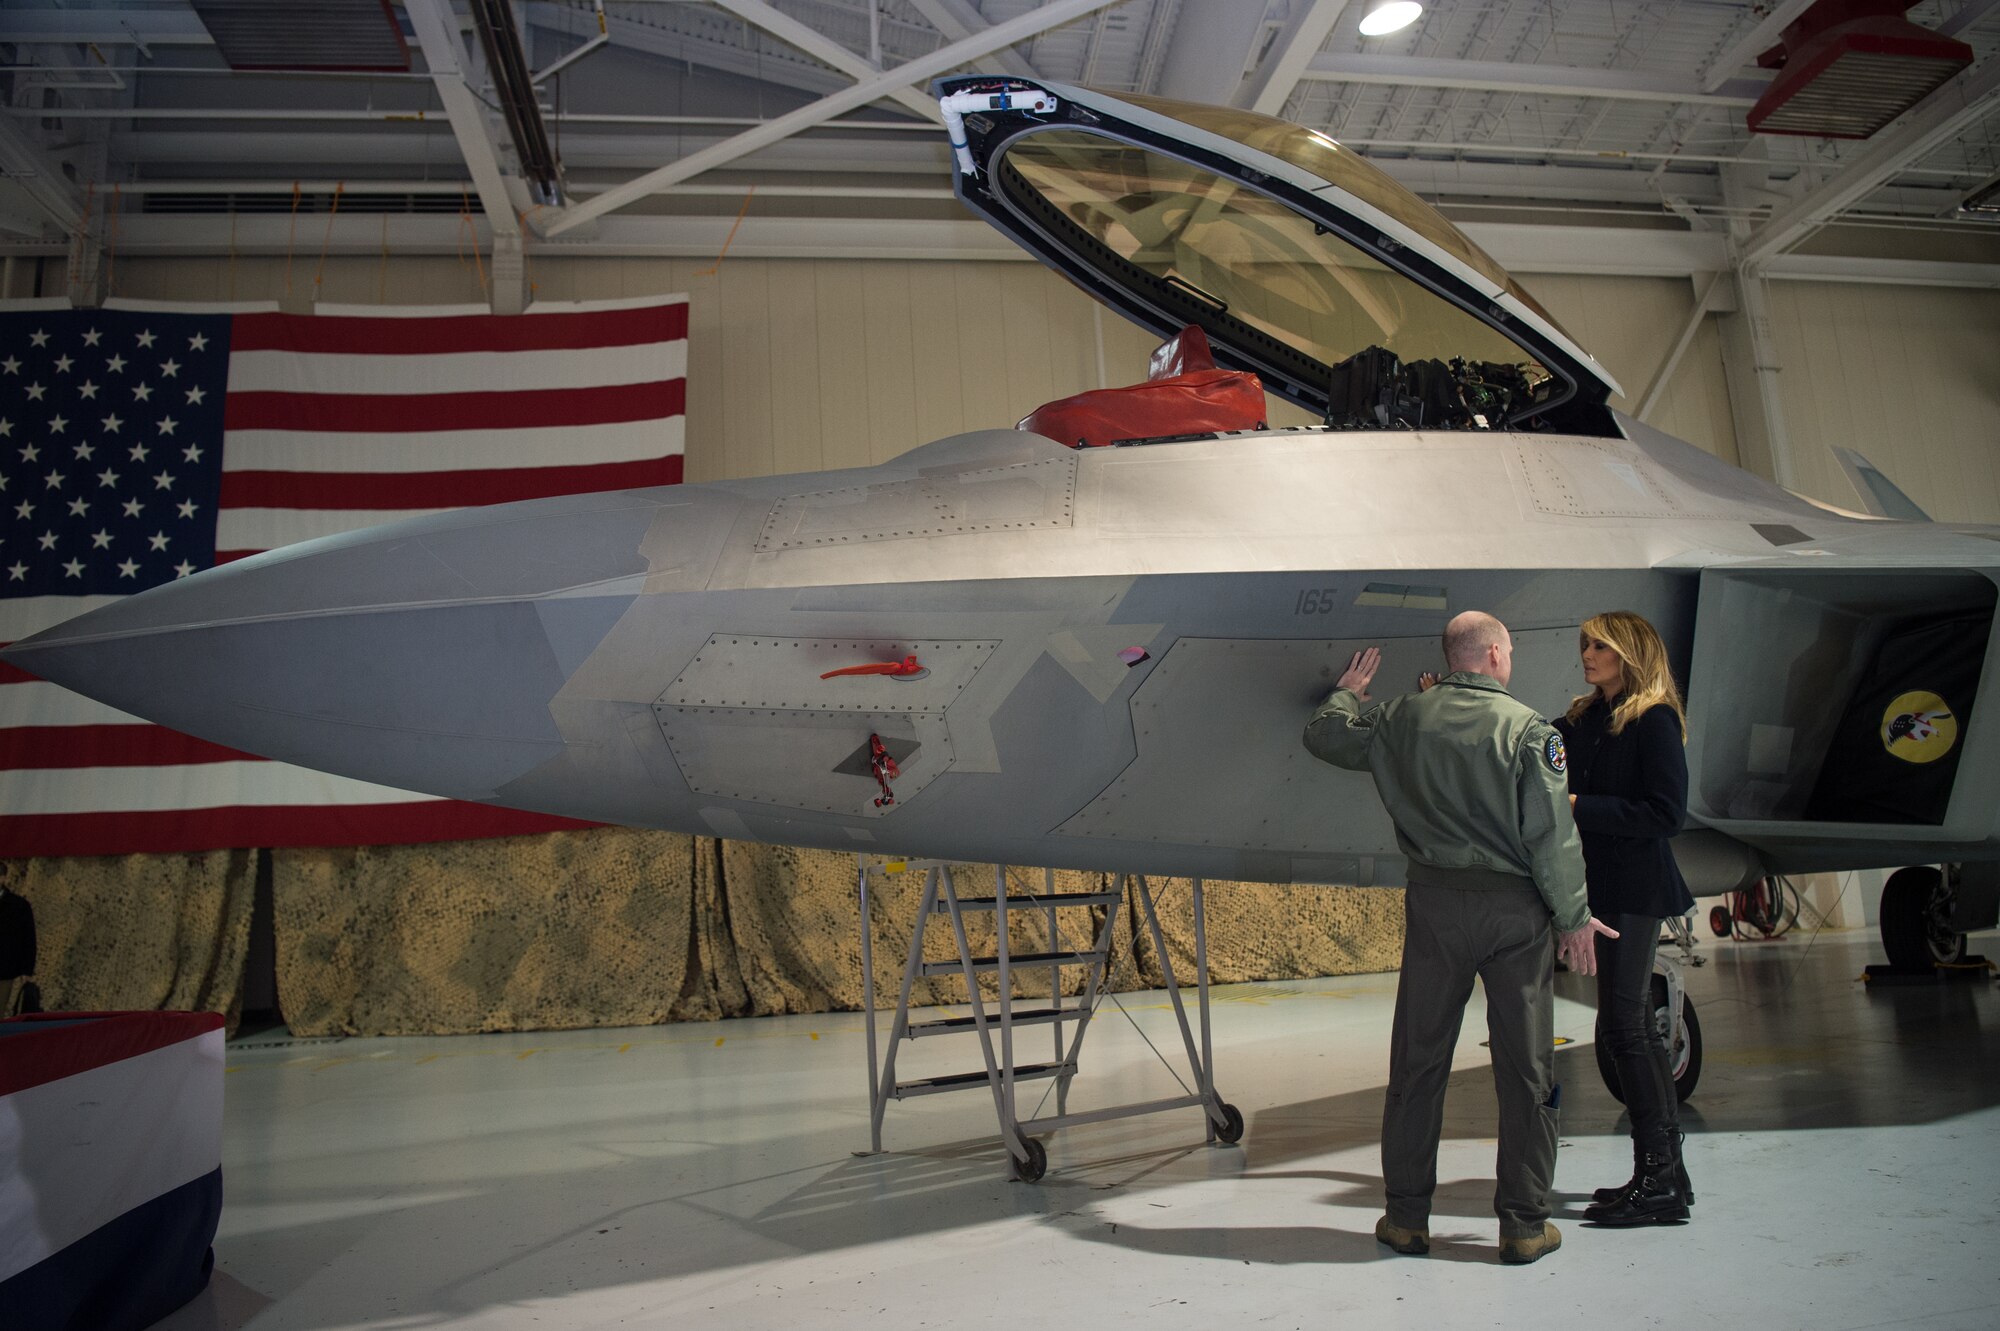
[1147,325,1218,380]
[1017,368,1267,449]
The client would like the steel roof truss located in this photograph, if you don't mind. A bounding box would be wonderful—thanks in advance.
[405,0,524,239]
[540,0,1126,238]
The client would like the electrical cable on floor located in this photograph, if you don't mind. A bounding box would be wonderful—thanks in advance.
[1780,872,1842,993]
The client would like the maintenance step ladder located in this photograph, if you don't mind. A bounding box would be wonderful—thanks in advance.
[856,858,1242,1181]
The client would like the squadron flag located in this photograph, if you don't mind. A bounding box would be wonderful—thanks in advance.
[0,295,688,857]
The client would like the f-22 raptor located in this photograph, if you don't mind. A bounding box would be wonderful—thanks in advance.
[11,78,2000,974]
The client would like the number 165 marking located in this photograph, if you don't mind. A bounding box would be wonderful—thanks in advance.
[1295,587,1336,614]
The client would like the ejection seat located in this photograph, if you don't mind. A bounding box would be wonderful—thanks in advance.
[1016,326,1267,449]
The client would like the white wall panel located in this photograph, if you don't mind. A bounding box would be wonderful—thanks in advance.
[1765,281,2000,524]
[1525,273,1739,467]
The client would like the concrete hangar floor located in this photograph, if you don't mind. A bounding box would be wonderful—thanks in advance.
[160,927,1998,1331]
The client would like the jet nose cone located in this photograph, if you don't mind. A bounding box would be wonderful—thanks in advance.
[5,489,690,800]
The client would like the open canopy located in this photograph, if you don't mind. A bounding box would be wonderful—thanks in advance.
[937,78,1622,427]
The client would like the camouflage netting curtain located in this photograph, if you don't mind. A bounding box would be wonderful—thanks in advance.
[268,830,1404,1037]
[11,829,1404,1037]
[3,850,256,1025]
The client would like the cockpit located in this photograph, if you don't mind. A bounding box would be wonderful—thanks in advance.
[941,79,1625,438]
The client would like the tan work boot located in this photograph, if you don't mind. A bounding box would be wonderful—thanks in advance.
[1498,1221,1562,1265]
[1374,1215,1430,1255]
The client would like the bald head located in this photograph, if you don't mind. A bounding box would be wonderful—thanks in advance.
[1443,611,1513,685]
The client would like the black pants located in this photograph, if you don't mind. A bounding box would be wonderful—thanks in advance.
[1594,913,1679,1153]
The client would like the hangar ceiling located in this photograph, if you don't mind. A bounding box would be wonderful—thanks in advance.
[2,0,1997,284]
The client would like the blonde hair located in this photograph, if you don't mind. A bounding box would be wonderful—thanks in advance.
[1565,610,1687,740]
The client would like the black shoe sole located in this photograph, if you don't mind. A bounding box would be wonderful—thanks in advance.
[1583,1204,1690,1226]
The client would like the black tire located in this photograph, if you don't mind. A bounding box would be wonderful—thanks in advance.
[1595,974,1702,1104]
[1213,1102,1245,1145]
[1671,991,1702,1103]
[1880,866,1965,971]
[1010,1136,1047,1183]
[1709,905,1731,938]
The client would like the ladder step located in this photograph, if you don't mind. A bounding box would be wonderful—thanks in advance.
[921,950,1095,976]
[904,1006,1089,1039]
[893,1061,1074,1099]
[935,892,1120,913]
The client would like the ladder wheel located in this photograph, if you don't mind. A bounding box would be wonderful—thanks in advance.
[1010,1136,1047,1183]
[1214,1102,1245,1145]
[1708,905,1731,938]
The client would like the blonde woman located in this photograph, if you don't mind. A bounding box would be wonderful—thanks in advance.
[1553,610,1696,1228]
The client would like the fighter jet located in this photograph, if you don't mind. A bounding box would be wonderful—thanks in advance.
[9,78,1998,972]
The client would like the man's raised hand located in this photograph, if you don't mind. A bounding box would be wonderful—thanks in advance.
[1338,646,1382,701]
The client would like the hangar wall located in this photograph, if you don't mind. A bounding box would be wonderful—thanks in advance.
[1763,281,2000,525]
[105,254,1750,478]
[108,252,2000,525]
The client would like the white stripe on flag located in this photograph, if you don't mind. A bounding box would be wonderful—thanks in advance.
[224,341,687,396]
[0,681,146,728]
[222,416,685,475]
[215,507,454,552]
[0,762,444,815]
[0,595,124,642]
[0,1029,224,1284]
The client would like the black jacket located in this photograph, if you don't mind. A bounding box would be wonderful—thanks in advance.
[1553,698,1694,920]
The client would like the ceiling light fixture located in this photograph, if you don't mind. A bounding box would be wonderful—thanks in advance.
[1359,1,1423,37]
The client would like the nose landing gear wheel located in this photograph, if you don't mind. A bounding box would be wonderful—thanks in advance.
[1595,974,1703,1104]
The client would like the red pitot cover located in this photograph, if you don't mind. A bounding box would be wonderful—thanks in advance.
[1018,368,1267,449]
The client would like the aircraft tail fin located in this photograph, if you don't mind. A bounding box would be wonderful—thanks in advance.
[1831,447,1931,522]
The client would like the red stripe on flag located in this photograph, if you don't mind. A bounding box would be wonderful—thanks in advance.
[0,659,39,684]
[229,303,688,356]
[223,378,685,434]
[0,802,601,858]
[0,724,259,770]
[219,452,683,509]
[0,1012,226,1098]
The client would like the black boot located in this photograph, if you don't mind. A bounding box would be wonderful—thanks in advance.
[1671,1130,1694,1208]
[1591,1144,1642,1206]
[1595,1133,1694,1208]
[1583,1148,1689,1226]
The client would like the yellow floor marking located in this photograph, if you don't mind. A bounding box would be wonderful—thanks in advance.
[516,1050,538,1060]
[618,1043,632,1053]
[810,1032,820,1041]
[415,1054,439,1065]
[714,1037,726,1048]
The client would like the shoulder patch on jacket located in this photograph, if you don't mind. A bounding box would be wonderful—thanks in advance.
[1544,732,1567,774]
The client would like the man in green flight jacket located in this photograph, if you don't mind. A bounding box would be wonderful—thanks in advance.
[1305,610,1618,1266]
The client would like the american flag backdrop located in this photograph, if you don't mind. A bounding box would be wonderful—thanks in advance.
[0,294,689,858]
